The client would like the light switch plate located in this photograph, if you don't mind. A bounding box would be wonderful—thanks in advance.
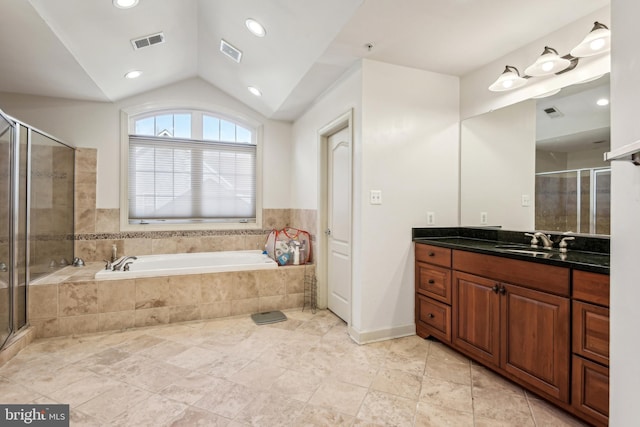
[370,190,382,205]
[521,194,531,207]
[480,212,488,225]
[427,212,435,225]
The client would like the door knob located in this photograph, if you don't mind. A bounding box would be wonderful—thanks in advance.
[324,228,331,236]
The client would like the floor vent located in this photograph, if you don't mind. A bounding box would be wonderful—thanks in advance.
[251,311,287,325]
[220,39,242,63]
[131,32,165,50]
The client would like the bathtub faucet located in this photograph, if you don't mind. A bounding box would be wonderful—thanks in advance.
[112,256,137,271]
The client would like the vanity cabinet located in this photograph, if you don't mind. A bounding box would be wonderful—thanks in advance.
[415,244,452,342]
[571,270,610,426]
[452,252,570,402]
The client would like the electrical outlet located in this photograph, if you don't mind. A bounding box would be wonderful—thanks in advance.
[480,212,488,225]
[427,212,435,225]
[369,190,382,205]
[521,194,531,207]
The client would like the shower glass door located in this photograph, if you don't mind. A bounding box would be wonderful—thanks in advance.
[0,113,13,348]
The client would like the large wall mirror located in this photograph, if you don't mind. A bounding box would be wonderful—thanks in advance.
[460,73,610,235]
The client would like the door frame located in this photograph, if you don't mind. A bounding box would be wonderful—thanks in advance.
[317,109,353,323]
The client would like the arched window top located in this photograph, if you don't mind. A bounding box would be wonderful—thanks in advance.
[131,110,255,145]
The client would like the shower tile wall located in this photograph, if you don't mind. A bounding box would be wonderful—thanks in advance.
[73,148,317,262]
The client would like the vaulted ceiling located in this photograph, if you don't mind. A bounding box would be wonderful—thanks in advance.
[0,0,610,121]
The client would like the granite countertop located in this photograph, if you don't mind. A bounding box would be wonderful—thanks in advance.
[412,228,609,274]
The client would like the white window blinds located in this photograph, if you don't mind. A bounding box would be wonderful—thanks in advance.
[128,136,256,223]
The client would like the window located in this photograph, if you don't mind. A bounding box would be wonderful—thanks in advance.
[126,110,258,226]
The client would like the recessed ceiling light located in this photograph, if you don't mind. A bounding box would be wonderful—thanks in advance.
[113,0,139,9]
[248,86,262,97]
[245,19,266,37]
[125,70,142,79]
[596,98,609,106]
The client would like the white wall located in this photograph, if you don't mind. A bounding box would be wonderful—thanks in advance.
[357,60,459,338]
[291,60,459,340]
[460,100,536,229]
[609,1,640,423]
[290,64,362,312]
[0,77,292,210]
[460,7,611,121]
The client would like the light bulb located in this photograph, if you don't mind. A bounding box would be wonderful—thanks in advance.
[590,38,606,51]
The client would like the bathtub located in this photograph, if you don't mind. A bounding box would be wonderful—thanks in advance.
[95,250,278,280]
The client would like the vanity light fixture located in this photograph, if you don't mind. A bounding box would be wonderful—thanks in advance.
[524,46,572,76]
[245,19,266,37]
[570,22,610,57]
[489,21,610,92]
[124,70,142,79]
[113,0,139,9]
[488,66,528,92]
[248,86,262,97]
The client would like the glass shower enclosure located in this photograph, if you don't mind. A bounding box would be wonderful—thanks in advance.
[0,109,74,351]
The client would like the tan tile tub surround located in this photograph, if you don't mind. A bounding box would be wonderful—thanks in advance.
[28,262,311,339]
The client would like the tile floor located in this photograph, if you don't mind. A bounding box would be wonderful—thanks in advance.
[0,310,587,426]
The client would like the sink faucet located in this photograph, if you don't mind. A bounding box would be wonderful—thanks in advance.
[533,232,554,250]
[112,256,137,271]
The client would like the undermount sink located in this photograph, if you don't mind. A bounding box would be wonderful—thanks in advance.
[494,245,552,256]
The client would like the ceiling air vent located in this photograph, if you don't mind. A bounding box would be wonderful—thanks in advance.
[131,32,165,50]
[220,39,242,63]
[543,106,564,119]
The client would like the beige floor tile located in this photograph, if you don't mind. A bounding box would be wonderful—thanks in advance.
[228,360,287,390]
[293,405,354,426]
[168,407,230,427]
[356,390,417,426]
[308,378,368,416]
[234,392,305,426]
[472,387,535,424]
[47,372,121,407]
[370,367,422,400]
[419,376,473,414]
[110,394,188,426]
[527,395,589,426]
[193,381,260,419]
[414,401,474,426]
[2,309,589,427]
[270,369,324,402]
[471,363,525,396]
[424,357,471,386]
[159,372,223,405]
[75,382,153,422]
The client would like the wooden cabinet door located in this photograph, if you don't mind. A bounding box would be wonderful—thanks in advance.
[452,272,500,367]
[501,284,570,402]
[572,355,609,425]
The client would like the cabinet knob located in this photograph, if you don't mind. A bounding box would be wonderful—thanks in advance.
[428,252,435,257]
[427,313,434,318]
[492,284,500,294]
[428,279,435,284]
[499,286,506,295]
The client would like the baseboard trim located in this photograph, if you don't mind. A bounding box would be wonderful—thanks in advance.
[348,323,416,345]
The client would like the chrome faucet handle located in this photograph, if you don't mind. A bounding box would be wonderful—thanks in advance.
[559,236,575,253]
[103,259,113,270]
[524,233,538,247]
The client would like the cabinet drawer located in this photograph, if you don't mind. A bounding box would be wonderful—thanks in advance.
[416,294,451,343]
[572,355,609,425]
[573,270,609,307]
[415,243,452,268]
[416,262,451,304]
[573,301,609,365]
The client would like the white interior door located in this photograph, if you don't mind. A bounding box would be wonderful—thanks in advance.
[326,127,351,322]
